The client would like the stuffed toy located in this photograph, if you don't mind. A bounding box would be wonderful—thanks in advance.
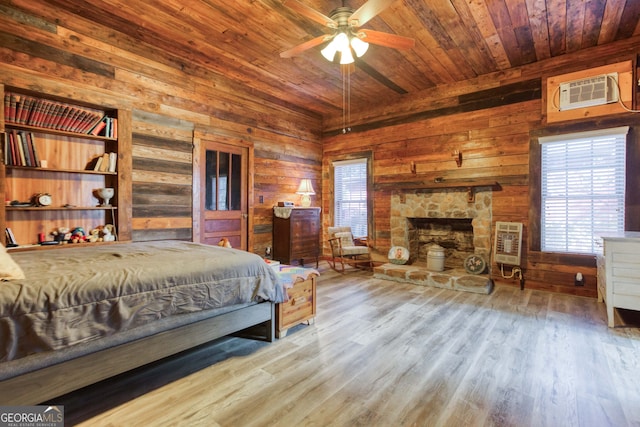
[70,227,87,243]
[87,228,101,243]
[101,224,115,242]
[51,227,71,243]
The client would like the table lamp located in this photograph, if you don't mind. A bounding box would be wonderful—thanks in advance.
[296,179,315,207]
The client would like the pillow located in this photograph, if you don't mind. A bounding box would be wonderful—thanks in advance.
[0,244,25,280]
[334,231,354,247]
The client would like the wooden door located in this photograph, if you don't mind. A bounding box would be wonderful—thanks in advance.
[197,140,249,249]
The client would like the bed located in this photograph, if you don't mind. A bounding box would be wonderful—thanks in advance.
[0,240,285,405]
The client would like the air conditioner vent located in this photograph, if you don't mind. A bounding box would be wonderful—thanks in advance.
[559,73,618,111]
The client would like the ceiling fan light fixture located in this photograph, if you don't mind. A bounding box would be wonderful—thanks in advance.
[321,32,360,64]
[339,46,355,64]
[320,42,338,62]
[333,32,350,51]
[350,36,369,57]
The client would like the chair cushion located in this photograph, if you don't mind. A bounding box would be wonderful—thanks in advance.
[341,246,369,256]
[334,231,354,247]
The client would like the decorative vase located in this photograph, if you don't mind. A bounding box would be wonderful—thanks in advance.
[96,187,114,206]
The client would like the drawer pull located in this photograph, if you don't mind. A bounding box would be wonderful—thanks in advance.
[292,297,306,305]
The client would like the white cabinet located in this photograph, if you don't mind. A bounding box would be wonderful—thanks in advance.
[598,232,640,327]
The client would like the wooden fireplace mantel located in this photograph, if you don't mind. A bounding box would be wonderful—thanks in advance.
[374,179,502,202]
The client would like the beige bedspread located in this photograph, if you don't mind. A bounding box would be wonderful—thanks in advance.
[0,241,284,362]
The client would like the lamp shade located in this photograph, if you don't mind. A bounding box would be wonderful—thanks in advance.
[350,37,369,57]
[321,42,338,62]
[296,179,315,207]
[296,179,315,195]
[339,47,354,64]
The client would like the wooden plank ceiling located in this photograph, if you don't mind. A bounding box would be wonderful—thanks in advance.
[39,0,640,123]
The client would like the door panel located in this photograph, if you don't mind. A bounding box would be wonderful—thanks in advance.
[199,141,248,249]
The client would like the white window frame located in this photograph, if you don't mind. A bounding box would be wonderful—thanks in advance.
[539,126,628,254]
[333,158,368,238]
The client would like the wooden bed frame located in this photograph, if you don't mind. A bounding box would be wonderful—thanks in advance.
[0,302,275,405]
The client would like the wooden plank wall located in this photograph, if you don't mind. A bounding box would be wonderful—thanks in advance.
[323,42,640,297]
[131,111,194,242]
[0,2,323,255]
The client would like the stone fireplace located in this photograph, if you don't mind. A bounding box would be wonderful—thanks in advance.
[390,188,493,267]
[374,188,494,294]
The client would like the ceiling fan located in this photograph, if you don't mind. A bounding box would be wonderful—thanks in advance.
[280,0,415,64]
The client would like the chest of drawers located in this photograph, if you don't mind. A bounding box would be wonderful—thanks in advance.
[598,232,640,327]
[273,207,320,267]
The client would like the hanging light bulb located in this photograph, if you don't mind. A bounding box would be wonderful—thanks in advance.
[340,46,354,64]
[333,32,350,52]
[350,36,369,57]
[321,40,338,62]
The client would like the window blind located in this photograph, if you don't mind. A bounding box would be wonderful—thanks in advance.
[333,158,368,237]
[540,126,628,254]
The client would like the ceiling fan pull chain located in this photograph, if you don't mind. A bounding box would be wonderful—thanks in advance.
[347,68,351,133]
[342,65,347,133]
[342,64,351,134]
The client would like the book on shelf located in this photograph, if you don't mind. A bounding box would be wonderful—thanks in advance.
[26,132,40,167]
[60,106,78,130]
[108,152,117,172]
[3,131,39,167]
[26,98,44,127]
[5,228,17,247]
[37,101,55,128]
[90,155,103,171]
[71,110,89,132]
[90,116,107,136]
[16,96,34,124]
[100,152,110,172]
[5,92,111,138]
[3,93,9,123]
[8,131,16,165]
[14,131,26,166]
[53,103,71,129]
[19,132,32,166]
[7,93,18,123]
[111,117,118,139]
[2,133,9,166]
[81,113,104,134]
[87,152,117,172]
[39,102,59,128]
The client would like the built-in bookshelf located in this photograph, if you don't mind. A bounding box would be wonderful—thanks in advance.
[0,85,132,249]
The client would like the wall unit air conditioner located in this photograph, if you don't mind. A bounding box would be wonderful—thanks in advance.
[559,72,618,111]
[494,222,523,266]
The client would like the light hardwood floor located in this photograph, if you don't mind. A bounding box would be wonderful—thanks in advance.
[52,263,640,426]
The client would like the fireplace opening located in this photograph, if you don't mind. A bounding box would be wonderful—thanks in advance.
[407,217,475,269]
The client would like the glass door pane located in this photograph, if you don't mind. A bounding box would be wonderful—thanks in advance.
[205,150,217,211]
[230,153,241,211]
[206,150,242,211]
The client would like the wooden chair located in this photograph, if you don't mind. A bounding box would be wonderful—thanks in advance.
[327,226,372,273]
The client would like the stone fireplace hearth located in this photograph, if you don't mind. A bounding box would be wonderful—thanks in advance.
[373,188,494,295]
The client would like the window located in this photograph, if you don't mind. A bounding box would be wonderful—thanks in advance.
[333,158,368,237]
[540,126,628,254]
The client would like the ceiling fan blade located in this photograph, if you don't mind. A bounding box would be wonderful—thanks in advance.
[358,29,415,50]
[283,0,337,28]
[349,0,396,27]
[280,35,332,58]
